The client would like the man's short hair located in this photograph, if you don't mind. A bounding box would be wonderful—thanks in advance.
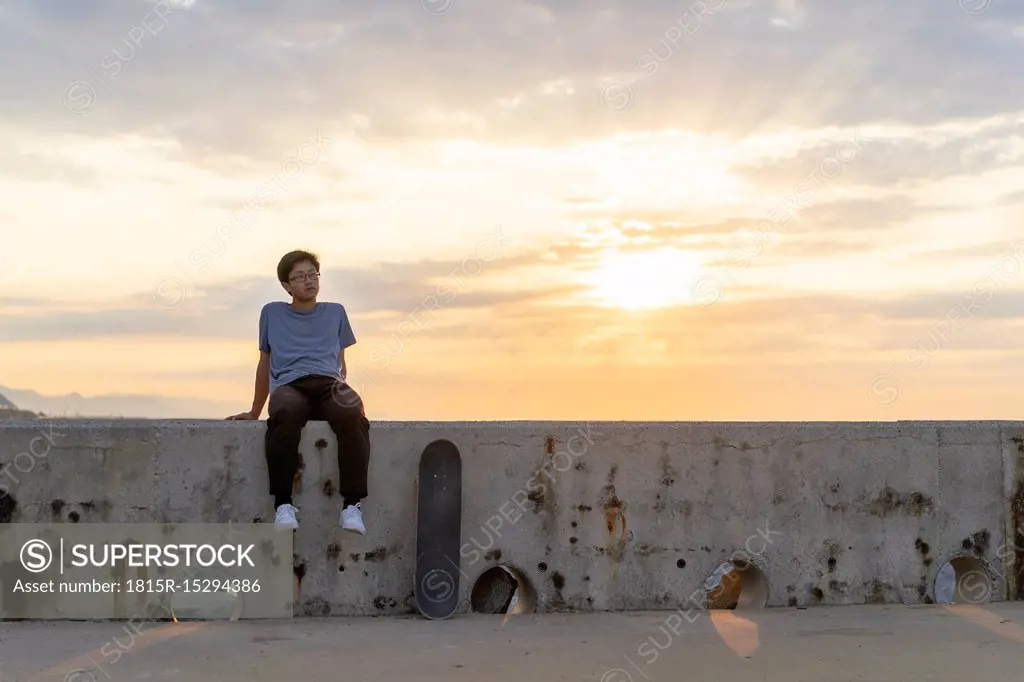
[277,250,320,283]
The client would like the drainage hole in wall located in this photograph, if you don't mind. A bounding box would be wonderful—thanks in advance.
[934,556,993,604]
[704,558,768,610]
[470,565,537,615]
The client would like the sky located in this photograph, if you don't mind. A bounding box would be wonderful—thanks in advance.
[2,0,1024,420]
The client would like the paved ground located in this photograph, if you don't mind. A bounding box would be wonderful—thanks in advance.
[2,604,1023,681]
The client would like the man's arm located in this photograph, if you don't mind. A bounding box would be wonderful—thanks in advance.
[228,352,270,419]
[228,305,272,420]
[338,304,356,381]
[250,351,271,416]
[252,305,272,415]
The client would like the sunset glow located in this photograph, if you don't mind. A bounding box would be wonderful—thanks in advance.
[1,1,1024,420]
[583,247,706,310]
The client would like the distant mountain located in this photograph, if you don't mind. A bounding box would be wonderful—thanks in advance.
[0,391,41,419]
[0,385,238,419]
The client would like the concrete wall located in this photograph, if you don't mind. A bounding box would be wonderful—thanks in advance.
[1,420,1022,616]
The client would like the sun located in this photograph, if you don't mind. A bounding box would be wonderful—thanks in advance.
[583,247,705,310]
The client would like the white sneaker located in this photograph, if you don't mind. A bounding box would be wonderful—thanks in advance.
[341,502,365,534]
[275,504,299,529]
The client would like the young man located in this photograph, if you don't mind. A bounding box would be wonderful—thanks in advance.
[227,250,370,533]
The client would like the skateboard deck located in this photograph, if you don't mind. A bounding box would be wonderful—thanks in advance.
[415,439,463,619]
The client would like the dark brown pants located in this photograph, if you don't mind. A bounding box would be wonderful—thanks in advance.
[265,375,370,507]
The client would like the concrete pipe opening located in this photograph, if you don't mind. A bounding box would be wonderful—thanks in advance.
[935,556,994,604]
[470,565,537,615]
[705,559,768,610]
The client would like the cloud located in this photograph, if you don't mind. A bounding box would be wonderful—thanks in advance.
[735,115,1024,190]
[9,284,1024,418]
[4,0,1024,163]
[4,185,1020,346]
[563,195,928,268]
[0,248,565,342]
[5,0,1024,419]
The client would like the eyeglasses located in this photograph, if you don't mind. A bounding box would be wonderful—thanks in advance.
[289,272,320,283]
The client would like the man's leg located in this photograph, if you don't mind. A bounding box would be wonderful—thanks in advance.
[310,377,371,533]
[265,382,312,527]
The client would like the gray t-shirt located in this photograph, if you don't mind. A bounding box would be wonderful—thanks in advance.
[258,301,357,392]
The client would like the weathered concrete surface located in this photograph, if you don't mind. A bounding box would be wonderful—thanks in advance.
[2,605,1024,681]
[1,420,1023,616]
